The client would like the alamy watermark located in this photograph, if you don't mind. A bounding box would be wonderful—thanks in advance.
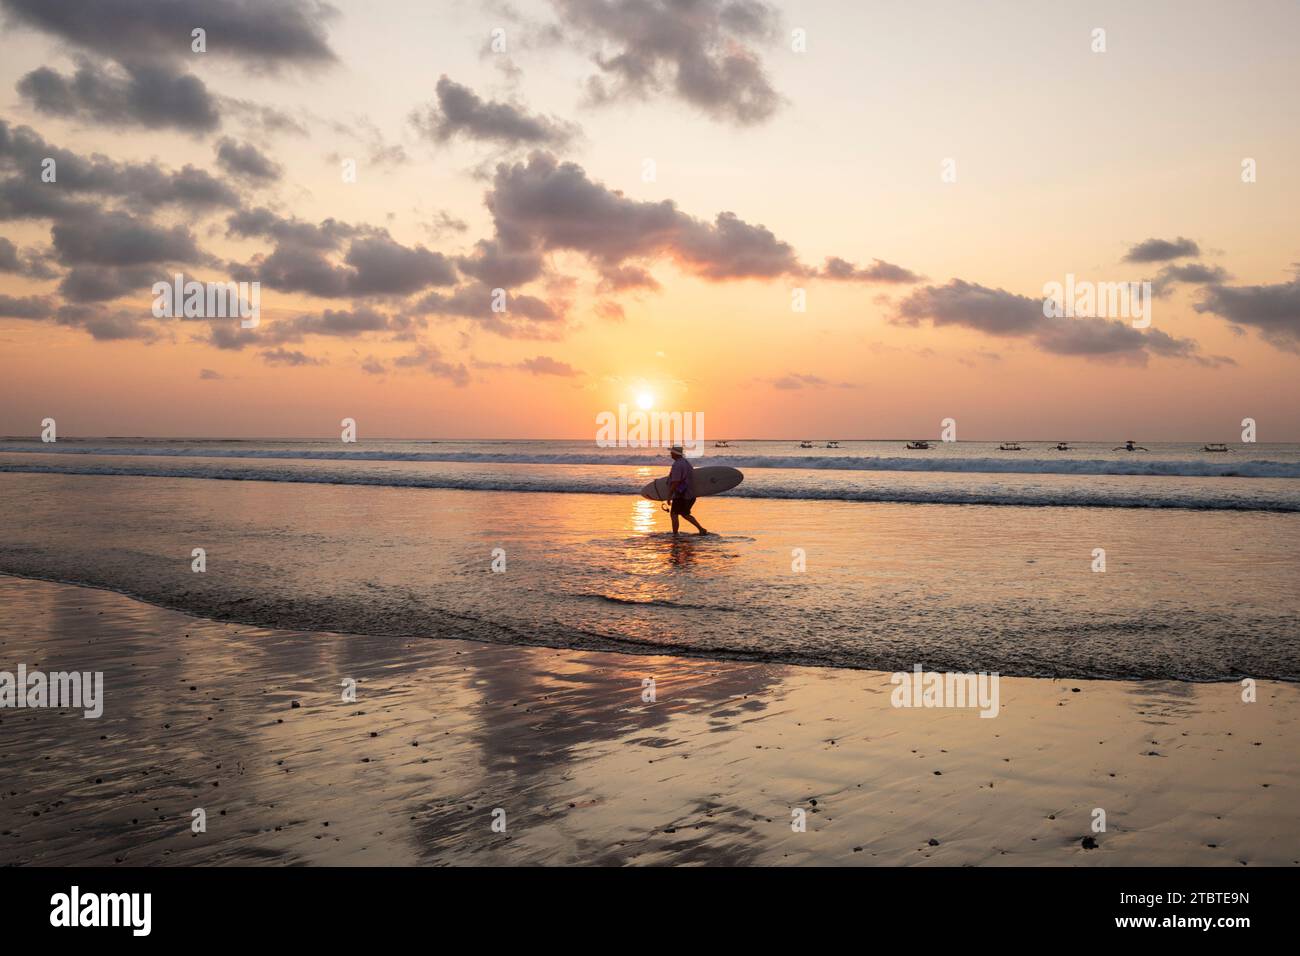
[152,273,260,328]
[890,665,1000,718]
[596,404,705,457]
[1042,274,1151,328]
[1,663,103,718]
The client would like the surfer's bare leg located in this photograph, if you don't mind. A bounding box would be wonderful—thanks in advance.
[670,510,680,535]
[680,512,707,534]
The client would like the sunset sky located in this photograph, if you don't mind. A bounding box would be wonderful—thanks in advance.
[1,0,1298,440]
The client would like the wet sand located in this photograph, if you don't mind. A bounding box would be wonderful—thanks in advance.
[1,573,1296,866]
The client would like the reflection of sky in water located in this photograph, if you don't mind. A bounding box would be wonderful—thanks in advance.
[0,472,1297,680]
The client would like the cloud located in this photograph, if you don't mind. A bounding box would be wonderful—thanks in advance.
[1151,261,1231,297]
[228,210,458,297]
[52,207,204,266]
[771,372,854,389]
[411,76,578,148]
[391,345,470,385]
[0,0,338,68]
[485,151,800,283]
[215,137,283,183]
[198,368,224,380]
[0,292,55,318]
[53,302,156,340]
[411,281,566,337]
[57,265,157,302]
[0,236,57,278]
[819,256,919,283]
[456,239,545,287]
[896,278,1212,364]
[17,60,221,132]
[1123,236,1199,263]
[344,236,458,295]
[0,121,239,212]
[1194,270,1300,352]
[554,0,783,125]
[262,347,325,366]
[518,355,580,376]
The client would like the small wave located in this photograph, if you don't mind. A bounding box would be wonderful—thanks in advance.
[3,444,1298,478]
[3,460,1299,511]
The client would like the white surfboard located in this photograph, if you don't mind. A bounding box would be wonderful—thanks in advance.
[640,465,744,501]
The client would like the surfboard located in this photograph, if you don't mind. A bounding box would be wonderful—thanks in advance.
[640,465,744,501]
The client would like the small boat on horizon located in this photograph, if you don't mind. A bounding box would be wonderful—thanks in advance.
[999,442,1023,451]
[1113,440,1149,452]
[714,440,731,448]
[1056,442,1071,451]
[905,440,931,450]
[826,440,840,448]
[1203,443,1230,452]
[799,440,814,449]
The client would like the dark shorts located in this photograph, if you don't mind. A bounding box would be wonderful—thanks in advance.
[670,496,697,516]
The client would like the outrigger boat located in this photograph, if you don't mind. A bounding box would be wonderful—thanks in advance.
[1055,442,1071,451]
[1203,443,1230,452]
[998,442,1023,451]
[1113,440,1149,451]
[905,440,931,450]
[799,440,814,449]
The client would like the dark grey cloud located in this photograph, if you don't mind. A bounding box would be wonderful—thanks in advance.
[344,236,458,295]
[226,206,360,249]
[1195,272,1300,352]
[0,236,57,278]
[896,278,1212,364]
[1151,261,1231,297]
[820,256,920,284]
[215,137,283,183]
[1123,236,1199,263]
[486,151,800,283]
[412,281,566,338]
[52,207,204,266]
[237,234,457,298]
[53,302,156,340]
[0,0,338,67]
[262,347,325,366]
[554,0,782,125]
[0,121,239,211]
[457,238,545,287]
[17,60,220,132]
[0,292,55,318]
[411,76,578,147]
[199,368,224,380]
[57,264,157,302]
[227,208,457,298]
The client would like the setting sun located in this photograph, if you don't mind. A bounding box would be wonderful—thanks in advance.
[636,392,655,410]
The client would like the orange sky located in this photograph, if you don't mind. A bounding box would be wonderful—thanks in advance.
[1,0,1298,440]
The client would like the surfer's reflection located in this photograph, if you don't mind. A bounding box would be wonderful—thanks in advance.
[666,536,703,568]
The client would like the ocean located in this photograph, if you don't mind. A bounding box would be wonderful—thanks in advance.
[1,438,1297,682]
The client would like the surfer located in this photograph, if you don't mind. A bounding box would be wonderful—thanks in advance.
[666,445,709,536]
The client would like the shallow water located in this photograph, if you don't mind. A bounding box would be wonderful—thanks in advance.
[1,471,1295,681]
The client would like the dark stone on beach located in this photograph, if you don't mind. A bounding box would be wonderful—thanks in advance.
[1081,836,1098,849]
[928,838,939,846]
[291,700,301,709]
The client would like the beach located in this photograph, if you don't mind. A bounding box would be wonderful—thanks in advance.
[1,445,1297,867]
[2,573,1296,866]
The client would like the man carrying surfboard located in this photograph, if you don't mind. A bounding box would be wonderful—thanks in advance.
[667,445,709,535]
